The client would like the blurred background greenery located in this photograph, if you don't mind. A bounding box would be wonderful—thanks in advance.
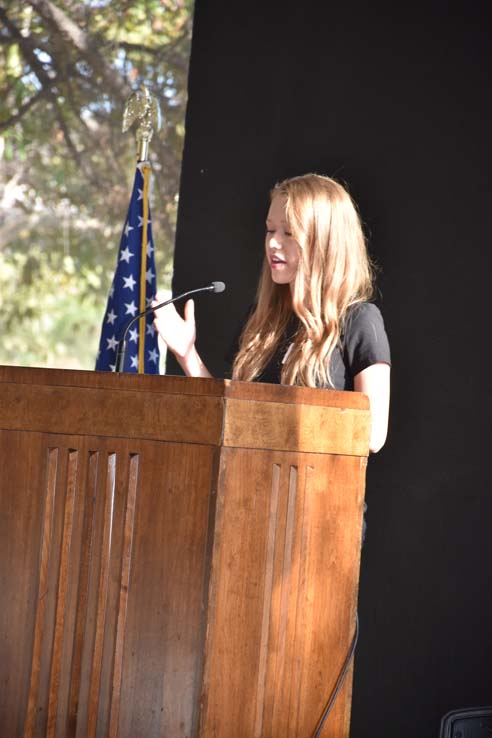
[0,0,194,369]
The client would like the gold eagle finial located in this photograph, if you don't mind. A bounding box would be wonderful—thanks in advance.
[122,84,161,161]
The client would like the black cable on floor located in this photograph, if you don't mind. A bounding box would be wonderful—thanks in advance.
[311,612,360,738]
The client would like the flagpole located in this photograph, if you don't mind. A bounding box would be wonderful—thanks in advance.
[122,85,161,374]
[94,85,161,375]
[138,163,151,373]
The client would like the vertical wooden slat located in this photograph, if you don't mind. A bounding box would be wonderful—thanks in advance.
[270,465,298,734]
[86,453,116,738]
[24,448,59,738]
[108,453,139,738]
[253,463,281,738]
[289,464,313,737]
[66,451,99,738]
[46,450,79,738]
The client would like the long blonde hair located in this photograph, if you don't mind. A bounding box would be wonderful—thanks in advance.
[232,173,375,387]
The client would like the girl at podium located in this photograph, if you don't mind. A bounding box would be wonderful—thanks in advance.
[153,173,391,453]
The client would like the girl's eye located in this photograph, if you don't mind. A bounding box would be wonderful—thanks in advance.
[265,228,293,236]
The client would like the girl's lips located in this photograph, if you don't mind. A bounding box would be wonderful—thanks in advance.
[270,255,286,267]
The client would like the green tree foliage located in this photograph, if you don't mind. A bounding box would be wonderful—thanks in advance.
[0,0,193,368]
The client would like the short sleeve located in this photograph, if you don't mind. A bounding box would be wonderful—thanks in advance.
[343,302,391,378]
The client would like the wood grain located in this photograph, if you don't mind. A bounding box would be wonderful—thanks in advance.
[223,397,371,456]
[253,463,281,738]
[0,367,369,738]
[66,452,99,738]
[46,450,78,738]
[86,453,116,738]
[108,454,139,738]
[24,447,59,738]
[0,381,223,447]
[199,449,367,738]
[0,365,370,411]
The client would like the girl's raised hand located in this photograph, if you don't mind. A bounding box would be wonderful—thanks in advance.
[152,295,196,360]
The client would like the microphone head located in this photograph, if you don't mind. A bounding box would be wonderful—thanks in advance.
[211,281,226,293]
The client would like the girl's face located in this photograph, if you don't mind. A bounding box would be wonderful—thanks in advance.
[265,195,300,287]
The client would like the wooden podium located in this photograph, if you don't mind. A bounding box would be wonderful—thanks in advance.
[0,365,370,738]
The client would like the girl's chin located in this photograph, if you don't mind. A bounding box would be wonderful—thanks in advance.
[271,272,294,285]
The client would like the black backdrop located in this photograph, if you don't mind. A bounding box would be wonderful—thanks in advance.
[170,2,492,736]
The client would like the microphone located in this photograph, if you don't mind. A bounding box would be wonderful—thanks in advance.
[115,281,226,373]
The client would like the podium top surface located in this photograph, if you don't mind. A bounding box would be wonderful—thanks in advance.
[0,365,370,456]
[0,364,368,409]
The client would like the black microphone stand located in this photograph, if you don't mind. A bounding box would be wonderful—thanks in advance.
[114,283,223,373]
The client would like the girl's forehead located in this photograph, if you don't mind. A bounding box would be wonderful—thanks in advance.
[267,194,288,221]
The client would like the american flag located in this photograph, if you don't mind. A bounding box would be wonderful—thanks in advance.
[95,162,160,373]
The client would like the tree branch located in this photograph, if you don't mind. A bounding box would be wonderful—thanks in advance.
[0,6,57,91]
[26,0,131,102]
[119,45,191,76]
[1,4,116,183]
[0,88,48,132]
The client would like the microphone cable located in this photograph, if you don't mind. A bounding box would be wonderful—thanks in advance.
[311,612,359,738]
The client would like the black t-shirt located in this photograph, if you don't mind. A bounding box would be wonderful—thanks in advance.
[228,302,391,391]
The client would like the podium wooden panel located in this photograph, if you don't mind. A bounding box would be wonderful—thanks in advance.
[0,366,370,738]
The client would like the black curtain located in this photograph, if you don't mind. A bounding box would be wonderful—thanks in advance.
[171,3,492,735]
